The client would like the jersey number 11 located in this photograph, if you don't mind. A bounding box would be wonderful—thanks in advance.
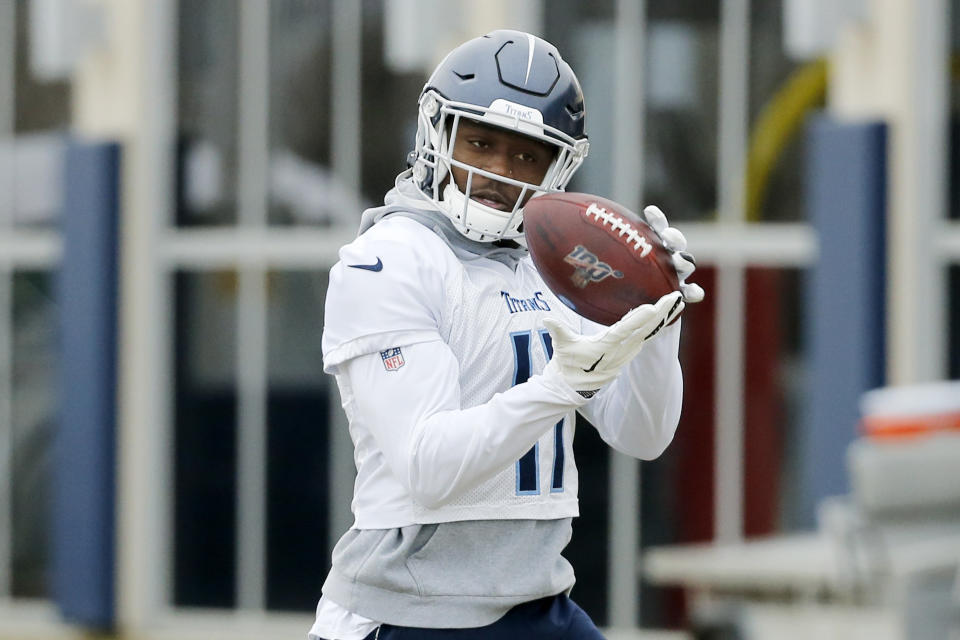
[510,330,565,496]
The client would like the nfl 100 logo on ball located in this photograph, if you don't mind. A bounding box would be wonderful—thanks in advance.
[563,244,624,289]
[380,347,405,371]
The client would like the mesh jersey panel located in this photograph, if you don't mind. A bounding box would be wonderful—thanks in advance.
[410,254,580,519]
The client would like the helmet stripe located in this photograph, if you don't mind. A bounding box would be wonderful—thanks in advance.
[524,33,536,86]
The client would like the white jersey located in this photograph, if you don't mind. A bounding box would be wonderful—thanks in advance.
[314,207,685,637]
[323,214,684,530]
[323,216,586,527]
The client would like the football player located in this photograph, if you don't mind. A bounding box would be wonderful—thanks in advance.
[310,30,703,640]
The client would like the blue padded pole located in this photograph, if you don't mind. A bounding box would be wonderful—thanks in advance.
[53,140,120,629]
[798,116,886,527]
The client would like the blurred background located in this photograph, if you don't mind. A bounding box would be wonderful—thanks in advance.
[0,0,958,639]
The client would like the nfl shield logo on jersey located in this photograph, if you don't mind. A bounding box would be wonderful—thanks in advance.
[380,347,405,371]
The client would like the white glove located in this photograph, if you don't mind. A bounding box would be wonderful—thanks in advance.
[542,292,684,397]
[641,205,704,304]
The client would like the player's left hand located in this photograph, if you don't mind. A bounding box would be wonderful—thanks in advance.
[641,205,704,303]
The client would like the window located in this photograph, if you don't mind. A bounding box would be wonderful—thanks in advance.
[0,0,69,610]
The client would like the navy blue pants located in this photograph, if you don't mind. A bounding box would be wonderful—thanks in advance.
[358,595,605,639]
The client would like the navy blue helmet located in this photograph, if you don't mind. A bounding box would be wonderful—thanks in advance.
[410,30,589,244]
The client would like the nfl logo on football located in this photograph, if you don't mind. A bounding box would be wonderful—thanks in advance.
[380,347,405,371]
[563,245,624,289]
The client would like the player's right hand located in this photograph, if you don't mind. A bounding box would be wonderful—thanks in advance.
[542,292,684,397]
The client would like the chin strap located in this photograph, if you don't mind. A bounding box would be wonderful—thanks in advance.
[440,181,525,243]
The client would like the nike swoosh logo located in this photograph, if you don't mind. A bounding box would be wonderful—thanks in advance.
[348,257,383,272]
[582,354,604,373]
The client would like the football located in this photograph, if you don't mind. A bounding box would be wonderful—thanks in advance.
[523,193,680,326]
